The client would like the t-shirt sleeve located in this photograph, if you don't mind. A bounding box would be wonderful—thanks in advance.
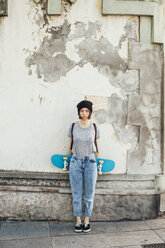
[96,124,100,139]
[67,124,72,138]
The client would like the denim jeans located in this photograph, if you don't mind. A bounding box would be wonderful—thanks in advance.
[69,153,98,217]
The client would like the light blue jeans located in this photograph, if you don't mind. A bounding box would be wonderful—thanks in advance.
[69,153,98,217]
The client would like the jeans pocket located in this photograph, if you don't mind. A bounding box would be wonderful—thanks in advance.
[70,156,78,164]
[89,158,97,164]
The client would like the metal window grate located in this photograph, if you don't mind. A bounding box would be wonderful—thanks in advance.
[142,244,165,248]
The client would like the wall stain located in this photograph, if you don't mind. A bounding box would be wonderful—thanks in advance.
[118,18,138,49]
[25,20,129,82]
[77,37,127,77]
[25,20,76,82]
[127,40,162,173]
[94,94,140,147]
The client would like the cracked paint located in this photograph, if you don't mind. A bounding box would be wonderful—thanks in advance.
[94,94,140,147]
[127,40,162,174]
[25,20,76,82]
[77,37,128,77]
[25,20,129,81]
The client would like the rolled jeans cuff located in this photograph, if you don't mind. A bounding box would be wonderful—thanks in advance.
[73,212,82,216]
[84,212,92,217]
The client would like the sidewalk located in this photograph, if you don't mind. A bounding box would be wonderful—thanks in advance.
[0,216,165,248]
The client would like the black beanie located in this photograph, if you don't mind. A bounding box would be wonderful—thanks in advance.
[77,100,93,114]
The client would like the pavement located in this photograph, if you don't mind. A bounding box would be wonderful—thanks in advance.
[0,216,165,248]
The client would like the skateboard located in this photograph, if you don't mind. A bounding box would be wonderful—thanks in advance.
[51,154,115,175]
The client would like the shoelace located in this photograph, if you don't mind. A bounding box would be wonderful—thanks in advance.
[84,223,89,228]
[76,223,82,227]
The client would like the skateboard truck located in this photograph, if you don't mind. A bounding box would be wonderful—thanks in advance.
[63,157,68,171]
[98,160,104,175]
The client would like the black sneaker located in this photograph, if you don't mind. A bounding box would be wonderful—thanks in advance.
[74,223,83,232]
[83,223,91,232]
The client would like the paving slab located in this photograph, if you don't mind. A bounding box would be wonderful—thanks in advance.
[90,222,118,234]
[52,234,111,248]
[105,230,164,247]
[0,221,50,240]
[145,219,165,229]
[154,229,165,242]
[0,237,52,248]
[49,221,76,236]
[49,221,118,236]
[114,220,151,232]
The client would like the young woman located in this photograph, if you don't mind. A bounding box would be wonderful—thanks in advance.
[68,100,100,233]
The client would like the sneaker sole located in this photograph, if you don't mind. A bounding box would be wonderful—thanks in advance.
[83,228,91,233]
[74,229,83,232]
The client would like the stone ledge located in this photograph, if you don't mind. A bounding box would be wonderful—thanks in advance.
[0,171,156,181]
[0,177,155,189]
[0,185,156,195]
[0,171,157,195]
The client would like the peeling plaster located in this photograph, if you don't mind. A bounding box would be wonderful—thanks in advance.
[118,18,138,49]
[25,20,76,82]
[25,20,129,82]
[127,40,162,174]
[94,94,140,148]
[77,37,128,77]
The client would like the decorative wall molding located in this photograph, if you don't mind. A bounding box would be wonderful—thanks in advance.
[47,0,61,15]
[0,0,78,16]
[47,0,77,15]
[0,0,164,44]
[0,0,7,16]
[103,0,163,43]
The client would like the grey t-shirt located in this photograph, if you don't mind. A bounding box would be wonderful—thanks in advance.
[68,121,100,157]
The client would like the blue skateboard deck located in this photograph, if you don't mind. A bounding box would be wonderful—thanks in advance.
[51,154,115,174]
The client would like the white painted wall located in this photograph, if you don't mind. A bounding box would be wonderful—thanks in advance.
[0,0,139,173]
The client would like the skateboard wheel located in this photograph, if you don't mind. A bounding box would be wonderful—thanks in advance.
[99,160,104,164]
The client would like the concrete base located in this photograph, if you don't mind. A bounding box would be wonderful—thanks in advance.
[0,172,160,221]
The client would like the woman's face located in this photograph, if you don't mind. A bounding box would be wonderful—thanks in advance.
[79,108,90,120]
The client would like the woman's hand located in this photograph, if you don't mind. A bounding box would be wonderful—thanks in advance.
[95,139,99,158]
[68,150,72,155]
[95,152,99,158]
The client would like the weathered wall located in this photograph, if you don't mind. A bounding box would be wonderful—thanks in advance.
[0,0,164,220]
[0,0,163,175]
[0,172,159,221]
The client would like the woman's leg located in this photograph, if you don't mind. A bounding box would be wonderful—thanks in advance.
[69,156,83,220]
[84,216,90,224]
[83,156,98,220]
[76,216,82,223]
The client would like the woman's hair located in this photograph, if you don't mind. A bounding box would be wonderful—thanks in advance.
[78,111,92,120]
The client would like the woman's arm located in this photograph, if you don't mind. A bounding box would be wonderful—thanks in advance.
[68,138,72,155]
[95,139,99,158]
